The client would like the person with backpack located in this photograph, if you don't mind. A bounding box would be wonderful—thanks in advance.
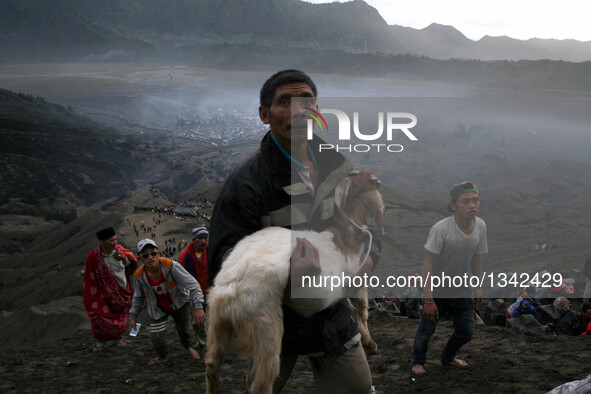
[129,238,205,365]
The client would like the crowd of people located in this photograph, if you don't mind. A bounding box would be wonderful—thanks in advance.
[81,69,589,392]
[83,225,211,363]
[528,242,560,255]
[123,214,193,259]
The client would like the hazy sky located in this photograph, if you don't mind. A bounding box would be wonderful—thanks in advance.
[305,0,591,41]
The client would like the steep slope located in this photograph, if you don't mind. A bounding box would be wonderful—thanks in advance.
[0,89,141,213]
[0,89,144,252]
[0,88,237,253]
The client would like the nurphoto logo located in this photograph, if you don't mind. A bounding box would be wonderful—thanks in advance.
[298,99,418,153]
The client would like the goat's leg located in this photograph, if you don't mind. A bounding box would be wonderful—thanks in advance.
[350,288,378,354]
[248,305,283,394]
[205,341,224,394]
[205,317,231,394]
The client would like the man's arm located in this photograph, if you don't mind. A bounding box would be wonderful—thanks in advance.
[171,261,206,325]
[116,246,138,275]
[422,251,439,321]
[171,261,205,311]
[129,277,145,324]
[470,254,483,309]
[208,175,263,281]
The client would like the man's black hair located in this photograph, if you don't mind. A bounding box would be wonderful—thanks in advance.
[582,302,591,313]
[259,69,318,108]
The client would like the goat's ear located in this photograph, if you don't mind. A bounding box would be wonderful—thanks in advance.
[334,177,352,209]
[333,204,350,228]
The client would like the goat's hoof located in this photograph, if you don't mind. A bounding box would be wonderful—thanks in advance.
[363,340,379,355]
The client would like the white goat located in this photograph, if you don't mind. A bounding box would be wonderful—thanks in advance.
[205,170,385,394]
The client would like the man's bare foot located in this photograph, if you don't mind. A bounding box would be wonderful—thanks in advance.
[147,356,168,366]
[412,364,426,375]
[444,358,468,367]
[188,347,200,359]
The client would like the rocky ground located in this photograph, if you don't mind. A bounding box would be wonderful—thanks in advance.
[1,309,589,393]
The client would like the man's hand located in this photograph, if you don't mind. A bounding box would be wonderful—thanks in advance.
[473,288,483,311]
[290,237,321,279]
[423,302,439,322]
[193,308,206,325]
[114,250,126,261]
[129,319,136,330]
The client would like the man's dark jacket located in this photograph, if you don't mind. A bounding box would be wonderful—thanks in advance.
[209,131,375,356]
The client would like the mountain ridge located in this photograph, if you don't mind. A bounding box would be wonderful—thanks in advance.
[2,0,590,63]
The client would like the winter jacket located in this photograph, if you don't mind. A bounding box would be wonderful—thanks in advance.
[507,297,538,319]
[129,257,204,321]
[178,243,210,295]
[554,310,583,336]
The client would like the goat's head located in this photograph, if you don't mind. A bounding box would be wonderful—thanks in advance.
[333,170,385,239]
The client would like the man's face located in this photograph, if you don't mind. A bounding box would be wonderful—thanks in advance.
[100,235,118,253]
[193,236,208,253]
[139,246,160,270]
[259,82,316,151]
[583,309,591,322]
[450,192,480,219]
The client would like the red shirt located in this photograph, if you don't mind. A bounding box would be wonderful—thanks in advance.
[145,269,175,312]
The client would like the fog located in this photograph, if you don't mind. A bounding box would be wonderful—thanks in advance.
[1,65,589,193]
[1,65,589,177]
[1,63,590,294]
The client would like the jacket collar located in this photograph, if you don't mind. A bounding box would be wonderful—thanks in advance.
[261,130,347,191]
[133,257,173,279]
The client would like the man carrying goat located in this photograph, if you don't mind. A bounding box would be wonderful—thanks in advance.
[208,69,380,393]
